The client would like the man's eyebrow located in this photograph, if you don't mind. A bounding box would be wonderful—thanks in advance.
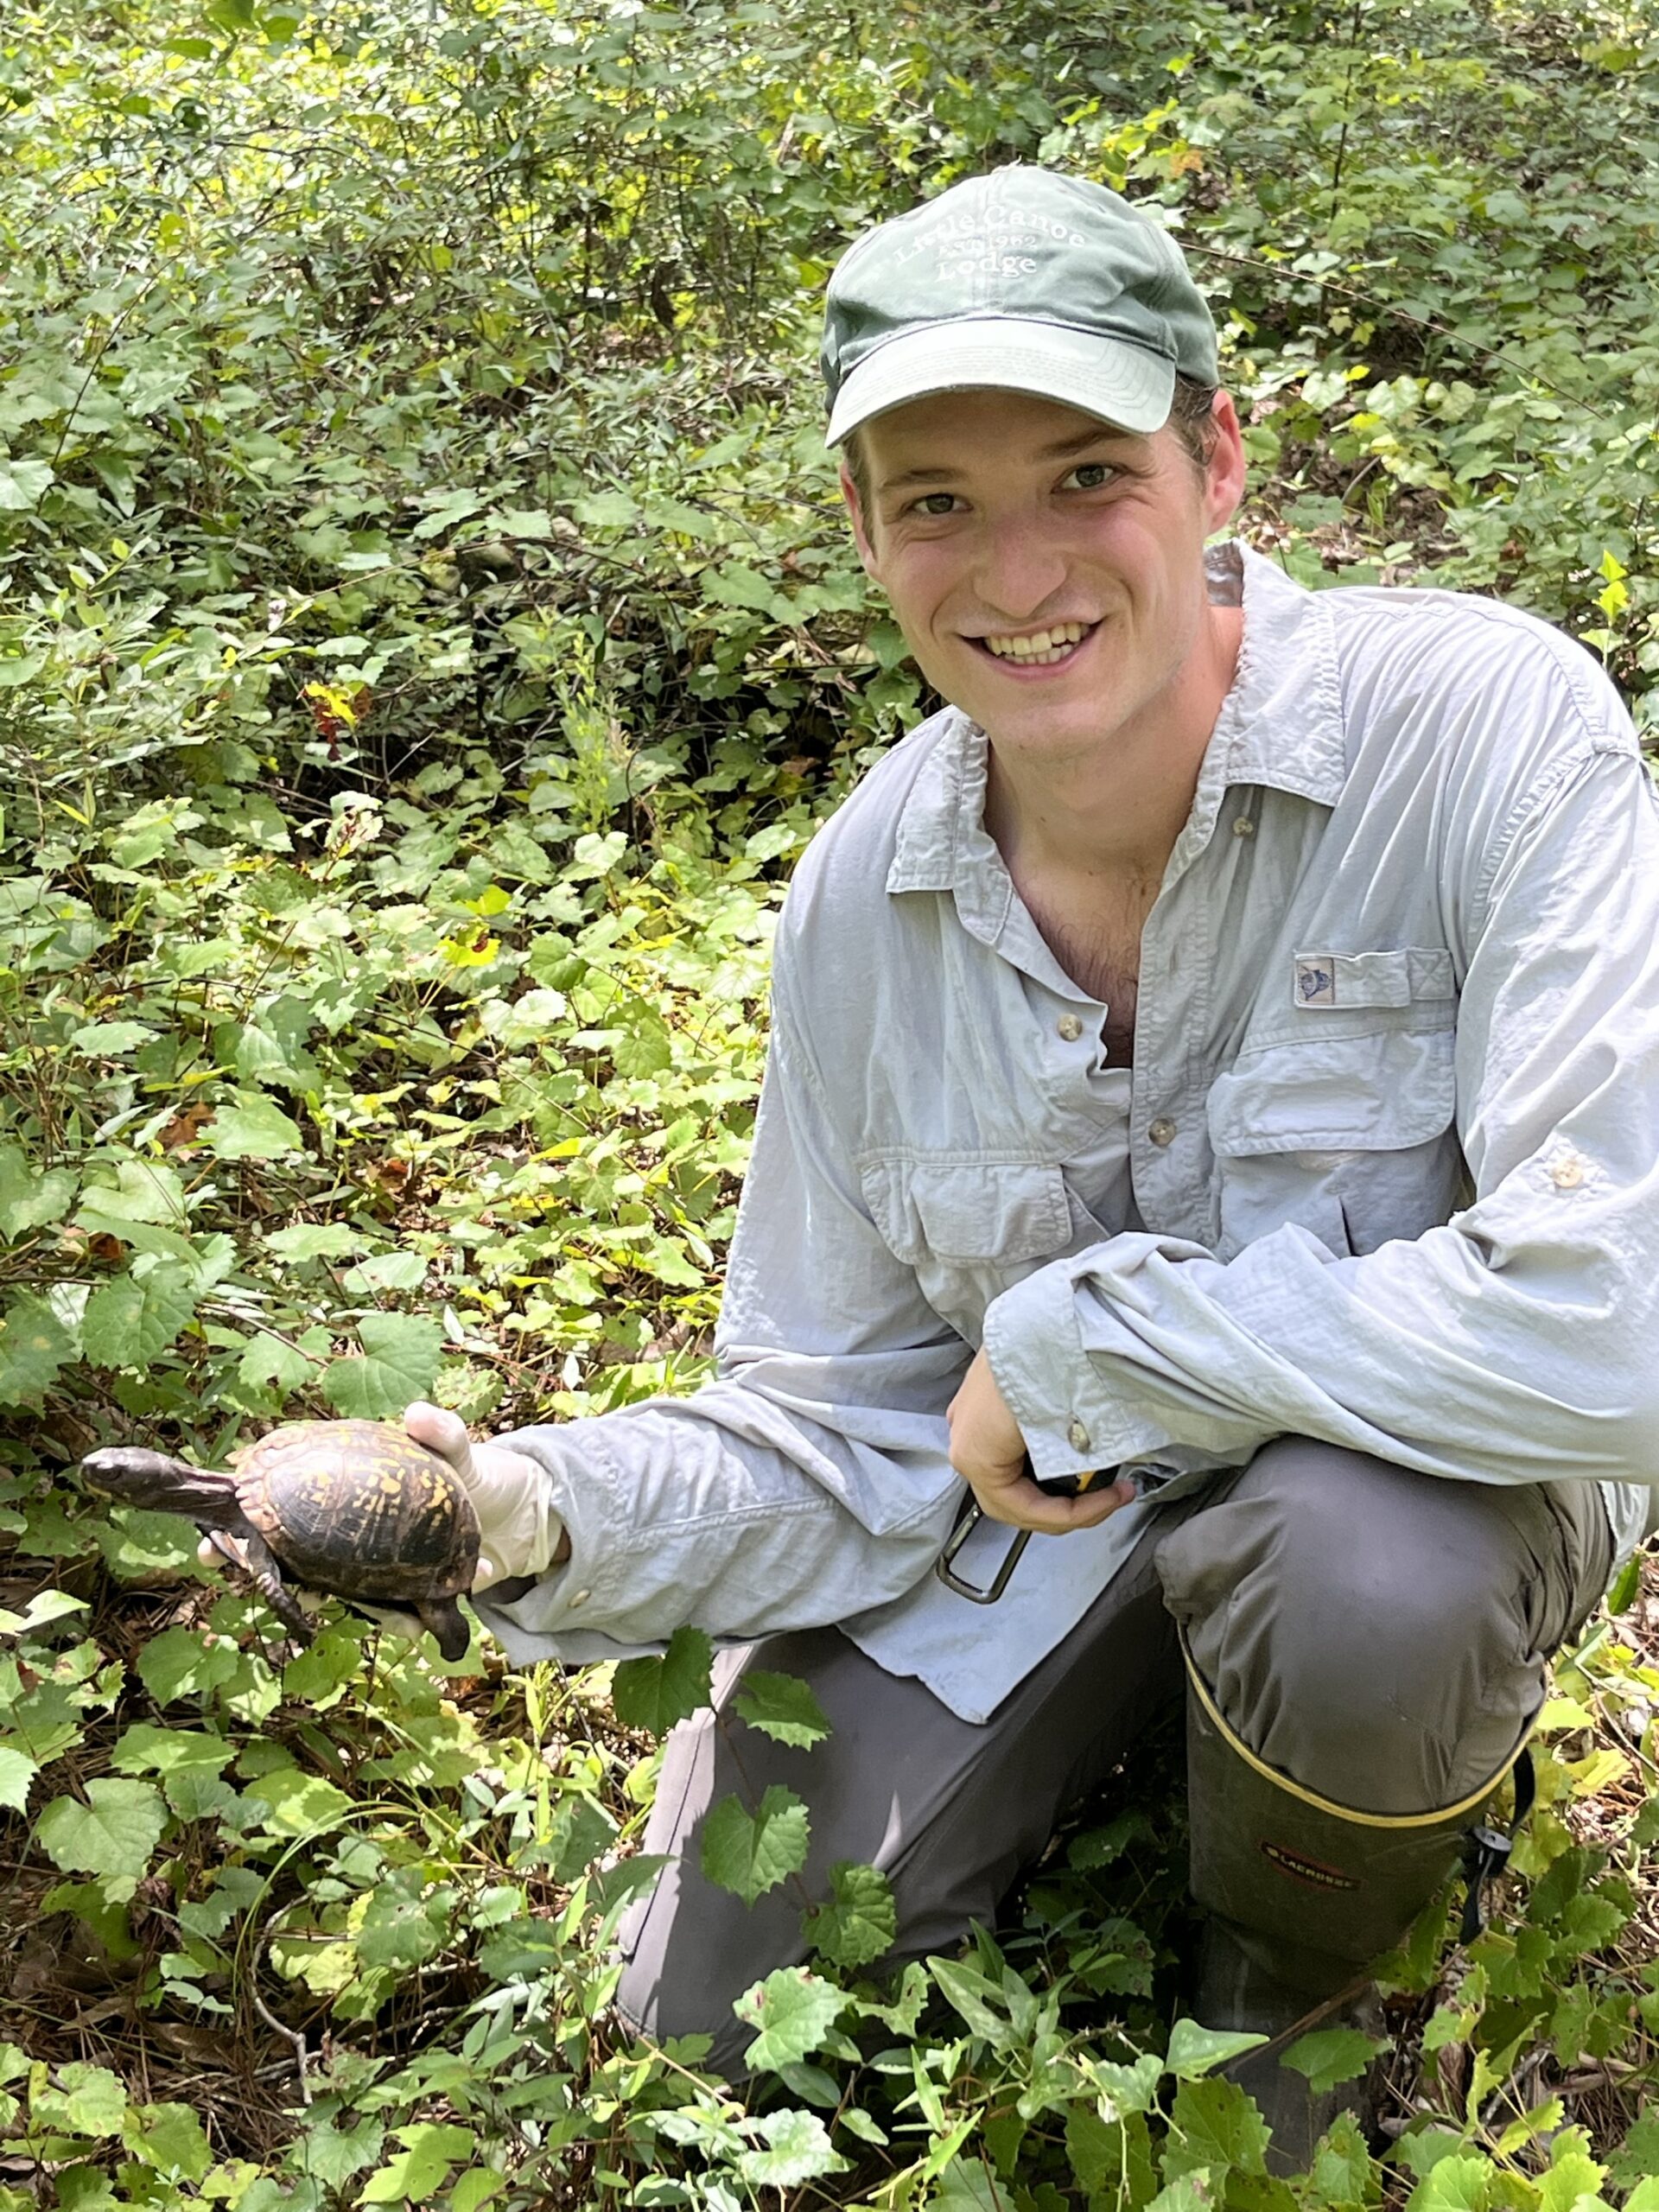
[874,423,1139,493]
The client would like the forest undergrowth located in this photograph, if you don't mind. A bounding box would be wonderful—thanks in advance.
[1,0,1658,2205]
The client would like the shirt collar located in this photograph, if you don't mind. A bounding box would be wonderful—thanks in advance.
[885,541,1348,903]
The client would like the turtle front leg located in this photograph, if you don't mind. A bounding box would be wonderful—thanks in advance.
[239,1532,315,1646]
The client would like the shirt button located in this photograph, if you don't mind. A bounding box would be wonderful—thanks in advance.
[1066,1417,1091,1452]
[1231,815,1255,838]
[568,1588,592,1608]
[1057,1012,1084,1041]
[1550,1156,1586,1191]
[1148,1117,1176,1147]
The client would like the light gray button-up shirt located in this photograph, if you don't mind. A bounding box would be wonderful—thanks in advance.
[476,543,1657,1723]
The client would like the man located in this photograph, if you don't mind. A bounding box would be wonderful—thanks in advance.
[293,169,1659,2155]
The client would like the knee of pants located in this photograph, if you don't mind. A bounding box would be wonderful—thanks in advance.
[1160,1438,1549,1810]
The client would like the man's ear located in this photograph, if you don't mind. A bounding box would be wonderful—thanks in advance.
[1202,391,1249,536]
[840,464,880,578]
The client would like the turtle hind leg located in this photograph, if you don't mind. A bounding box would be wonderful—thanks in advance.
[241,1533,314,1646]
[416,1597,473,1663]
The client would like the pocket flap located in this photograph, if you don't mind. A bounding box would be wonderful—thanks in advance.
[860,1157,1071,1266]
[1208,1026,1456,1155]
[1291,946,1454,1011]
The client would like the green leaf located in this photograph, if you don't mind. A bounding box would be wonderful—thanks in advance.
[0,1142,75,1236]
[734,1966,847,2070]
[1163,2076,1270,2183]
[205,1090,306,1160]
[239,1331,316,1391]
[1085,2050,1166,2119]
[357,1874,453,1969]
[81,1264,198,1367]
[124,2101,212,2179]
[0,1292,76,1405]
[734,1668,832,1749]
[1411,2152,1495,2212]
[35,2061,127,2139]
[1284,2026,1389,2094]
[264,1222,365,1260]
[611,1624,714,1735]
[291,2114,385,2187]
[108,1725,233,1780]
[700,1784,810,1906]
[321,1313,444,1418]
[137,1626,243,1705]
[1166,2015,1268,2080]
[70,1019,156,1055]
[0,458,54,509]
[1311,2110,1374,2203]
[802,1859,896,1968]
[735,2108,848,2186]
[1147,2176,1216,2212]
[244,1766,353,1837]
[35,1779,166,1897]
[1067,2108,1156,2200]
[0,1745,38,1812]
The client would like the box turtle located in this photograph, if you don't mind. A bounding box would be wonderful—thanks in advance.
[80,1420,480,1660]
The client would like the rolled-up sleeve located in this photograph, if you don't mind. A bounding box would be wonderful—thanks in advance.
[984,742,1659,1512]
[472,953,968,1664]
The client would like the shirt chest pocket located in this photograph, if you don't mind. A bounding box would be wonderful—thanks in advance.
[1206,995,1462,1261]
[858,1155,1074,1327]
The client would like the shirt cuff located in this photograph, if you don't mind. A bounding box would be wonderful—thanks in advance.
[982,1255,1165,1478]
[477,1417,626,1640]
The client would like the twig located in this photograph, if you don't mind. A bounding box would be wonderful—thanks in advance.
[249,1911,313,2107]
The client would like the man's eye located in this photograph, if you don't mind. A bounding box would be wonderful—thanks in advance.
[912,493,960,517]
[1065,461,1115,491]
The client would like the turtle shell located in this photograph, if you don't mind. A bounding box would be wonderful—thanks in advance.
[231,1421,480,1608]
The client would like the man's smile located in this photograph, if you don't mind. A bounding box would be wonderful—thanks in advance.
[966,619,1099,672]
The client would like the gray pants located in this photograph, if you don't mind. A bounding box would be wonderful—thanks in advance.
[616,1440,1612,2072]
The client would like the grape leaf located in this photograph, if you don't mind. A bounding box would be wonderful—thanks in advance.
[1166,2016,1269,2080]
[124,2101,213,2180]
[734,1669,832,1750]
[0,1292,76,1405]
[802,1859,896,1968]
[612,1624,714,1735]
[0,1141,75,1236]
[35,1778,166,1897]
[81,1264,198,1367]
[0,1745,39,1812]
[734,1966,848,2070]
[1283,2025,1389,2094]
[734,2108,848,2187]
[238,1331,315,1391]
[137,1626,243,1706]
[321,1313,443,1418]
[205,1090,305,1160]
[263,1222,365,1260]
[1161,2077,1270,2183]
[701,1784,810,1905]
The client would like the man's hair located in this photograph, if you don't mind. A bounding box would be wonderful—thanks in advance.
[841,373,1222,522]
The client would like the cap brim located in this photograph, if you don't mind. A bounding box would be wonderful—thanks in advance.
[824,318,1174,447]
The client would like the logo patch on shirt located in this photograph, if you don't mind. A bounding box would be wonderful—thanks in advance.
[1294,956,1338,1007]
[1261,1840,1361,1891]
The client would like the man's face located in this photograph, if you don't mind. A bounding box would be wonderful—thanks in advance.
[842,387,1245,762]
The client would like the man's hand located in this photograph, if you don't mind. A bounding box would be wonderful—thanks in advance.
[401,1402,569,1589]
[947,1347,1137,1533]
[197,1404,569,1595]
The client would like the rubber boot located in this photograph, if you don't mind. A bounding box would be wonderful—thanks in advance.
[1184,1647,1520,2175]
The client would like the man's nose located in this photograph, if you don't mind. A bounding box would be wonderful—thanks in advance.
[972,520,1068,623]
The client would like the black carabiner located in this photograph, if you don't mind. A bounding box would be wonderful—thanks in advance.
[934,1459,1119,1604]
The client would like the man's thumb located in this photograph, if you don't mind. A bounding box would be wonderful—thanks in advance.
[404,1401,474,1481]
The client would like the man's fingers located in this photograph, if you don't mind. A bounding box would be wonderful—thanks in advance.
[404,1400,474,1478]
[969,1471,1138,1534]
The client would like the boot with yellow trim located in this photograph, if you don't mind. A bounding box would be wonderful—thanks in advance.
[1185,1664,1522,2176]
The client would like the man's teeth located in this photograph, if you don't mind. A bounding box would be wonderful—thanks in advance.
[982,621,1088,664]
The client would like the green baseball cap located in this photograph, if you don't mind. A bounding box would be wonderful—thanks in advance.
[822,165,1218,448]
